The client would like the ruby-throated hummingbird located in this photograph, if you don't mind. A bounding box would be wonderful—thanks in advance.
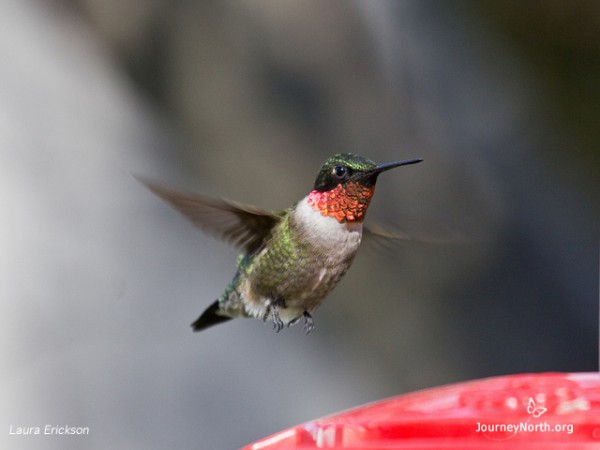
[139,153,422,334]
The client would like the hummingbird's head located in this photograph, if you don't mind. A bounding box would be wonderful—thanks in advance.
[308,153,422,223]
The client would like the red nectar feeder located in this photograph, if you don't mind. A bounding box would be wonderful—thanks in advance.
[243,372,600,449]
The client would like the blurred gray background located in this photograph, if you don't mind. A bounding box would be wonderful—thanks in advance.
[1,1,598,449]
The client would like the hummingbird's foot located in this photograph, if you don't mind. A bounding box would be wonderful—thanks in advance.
[271,308,284,333]
[264,296,286,333]
[303,311,315,334]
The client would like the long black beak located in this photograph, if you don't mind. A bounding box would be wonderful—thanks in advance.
[371,158,423,175]
[357,158,422,186]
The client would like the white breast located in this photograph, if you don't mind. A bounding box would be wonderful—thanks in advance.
[293,195,363,260]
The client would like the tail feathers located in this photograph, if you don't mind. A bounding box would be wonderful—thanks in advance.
[191,301,232,332]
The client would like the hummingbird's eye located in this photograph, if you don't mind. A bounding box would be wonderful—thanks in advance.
[333,165,348,179]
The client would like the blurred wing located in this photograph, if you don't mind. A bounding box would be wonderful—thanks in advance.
[137,176,282,254]
[363,222,477,246]
[364,223,412,242]
[361,223,414,254]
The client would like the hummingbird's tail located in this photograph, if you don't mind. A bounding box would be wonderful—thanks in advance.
[191,300,232,332]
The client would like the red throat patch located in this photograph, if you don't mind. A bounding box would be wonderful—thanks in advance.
[307,182,375,223]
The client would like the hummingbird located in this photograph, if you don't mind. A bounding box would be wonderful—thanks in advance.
[139,153,422,334]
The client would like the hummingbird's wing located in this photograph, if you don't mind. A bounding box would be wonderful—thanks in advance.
[363,222,475,245]
[362,224,415,253]
[363,223,412,242]
[137,177,282,254]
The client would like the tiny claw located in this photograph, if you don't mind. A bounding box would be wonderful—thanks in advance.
[303,311,315,334]
[266,296,286,333]
[271,307,284,333]
[262,307,270,323]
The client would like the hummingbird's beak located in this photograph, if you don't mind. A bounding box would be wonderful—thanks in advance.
[357,158,422,185]
[371,158,423,175]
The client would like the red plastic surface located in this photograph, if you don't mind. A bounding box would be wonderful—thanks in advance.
[243,373,600,449]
